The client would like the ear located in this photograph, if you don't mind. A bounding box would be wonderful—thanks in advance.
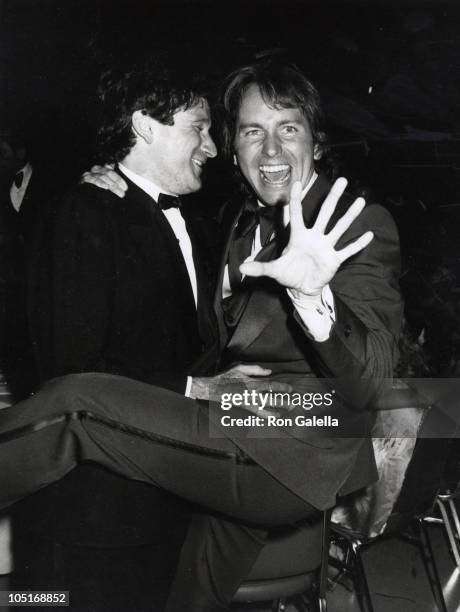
[313,133,326,161]
[131,110,154,145]
[313,143,323,161]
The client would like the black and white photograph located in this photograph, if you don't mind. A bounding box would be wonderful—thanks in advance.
[0,1,459,611]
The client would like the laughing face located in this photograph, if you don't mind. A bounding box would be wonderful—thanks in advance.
[234,84,321,206]
[149,98,217,195]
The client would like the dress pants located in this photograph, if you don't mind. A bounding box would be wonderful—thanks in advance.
[0,373,316,611]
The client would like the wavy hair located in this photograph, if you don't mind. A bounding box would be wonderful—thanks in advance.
[220,59,328,161]
[96,54,207,163]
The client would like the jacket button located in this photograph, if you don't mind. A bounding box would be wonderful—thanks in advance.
[344,324,352,337]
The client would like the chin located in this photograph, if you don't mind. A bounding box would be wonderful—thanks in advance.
[183,179,202,194]
[257,186,290,207]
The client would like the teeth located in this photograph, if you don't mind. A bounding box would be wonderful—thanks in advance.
[192,159,204,167]
[259,164,289,173]
[259,164,291,184]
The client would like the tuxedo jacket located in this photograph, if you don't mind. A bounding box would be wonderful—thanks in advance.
[25,177,219,545]
[215,174,403,510]
[29,178,219,392]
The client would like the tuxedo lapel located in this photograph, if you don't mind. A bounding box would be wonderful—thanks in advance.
[180,207,219,363]
[213,204,245,347]
[224,234,282,354]
[214,205,243,310]
[224,280,280,355]
[300,173,332,227]
[121,175,197,316]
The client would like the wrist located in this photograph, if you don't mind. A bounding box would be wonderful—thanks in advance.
[189,377,210,401]
[288,288,323,303]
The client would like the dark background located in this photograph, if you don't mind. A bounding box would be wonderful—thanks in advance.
[1,1,459,164]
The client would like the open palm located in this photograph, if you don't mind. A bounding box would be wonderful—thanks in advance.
[240,178,374,297]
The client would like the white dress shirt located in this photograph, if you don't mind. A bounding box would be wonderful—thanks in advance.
[223,172,336,342]
[119,164,196,394]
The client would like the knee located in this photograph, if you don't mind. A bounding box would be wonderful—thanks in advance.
[39,373,106,414]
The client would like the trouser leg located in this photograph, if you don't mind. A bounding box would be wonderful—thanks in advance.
[1,373,314,525]
[165,514,269,612]
[1,373,318,612]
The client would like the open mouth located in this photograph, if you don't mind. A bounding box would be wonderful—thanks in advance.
[259,164,291,185]
[192,158,205,172]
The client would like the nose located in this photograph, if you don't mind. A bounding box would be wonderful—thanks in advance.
[262,132,282,158]
[202,132,217,159]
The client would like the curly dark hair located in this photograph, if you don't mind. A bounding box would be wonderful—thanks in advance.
[96,54,208,163]
[220,58,328,161]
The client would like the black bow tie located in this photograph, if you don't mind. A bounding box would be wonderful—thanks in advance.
[158,193,182,210]
[259,204,278,247]
[14,171,24,189]
[259,204,277,218]
[236,201,279,245]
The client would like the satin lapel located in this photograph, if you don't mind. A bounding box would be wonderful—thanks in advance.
[121,174,197,314]
[300,173,332,227]
[214,206,242,310]
[213,204,245,347]
[180,208,218,352]
[224,237,281,353]
[226,174,332,354]
[225,281,280,354]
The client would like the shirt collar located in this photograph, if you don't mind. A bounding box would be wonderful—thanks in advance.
[15,162,33,184]
[118,163,176,203]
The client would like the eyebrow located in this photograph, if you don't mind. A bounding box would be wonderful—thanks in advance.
[238,119,303,130]
[238,122,264,130]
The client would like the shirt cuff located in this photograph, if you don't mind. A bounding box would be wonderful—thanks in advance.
[185,376,193,397]
[287,285,336,342]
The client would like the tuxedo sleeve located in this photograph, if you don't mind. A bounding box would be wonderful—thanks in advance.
[28,186,188,394]
[295,203,403,406]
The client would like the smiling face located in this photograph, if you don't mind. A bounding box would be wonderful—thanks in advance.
[149,98,217,194]
[234,84,320,206]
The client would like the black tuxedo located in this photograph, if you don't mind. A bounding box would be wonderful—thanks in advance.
[214,173,402,507]
[29,178,218,391]
[18,177,219,609]
[26,177,218,541]
[162,174,403,610]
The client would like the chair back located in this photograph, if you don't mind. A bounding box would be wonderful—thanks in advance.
[233,509,331,605]
[384,406,455,534]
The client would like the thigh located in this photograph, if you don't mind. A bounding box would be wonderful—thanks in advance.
[84,414,314,525]
[2,373,315,525]
[64,374,314,523]
[1,373,236,454]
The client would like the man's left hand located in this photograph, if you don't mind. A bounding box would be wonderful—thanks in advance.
[240,178,373,298]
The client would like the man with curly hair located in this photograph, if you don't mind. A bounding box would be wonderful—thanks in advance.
[20,54,225,611]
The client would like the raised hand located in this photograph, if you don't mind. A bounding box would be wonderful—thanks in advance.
[81,164,128,198]
[240,178,374,297]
